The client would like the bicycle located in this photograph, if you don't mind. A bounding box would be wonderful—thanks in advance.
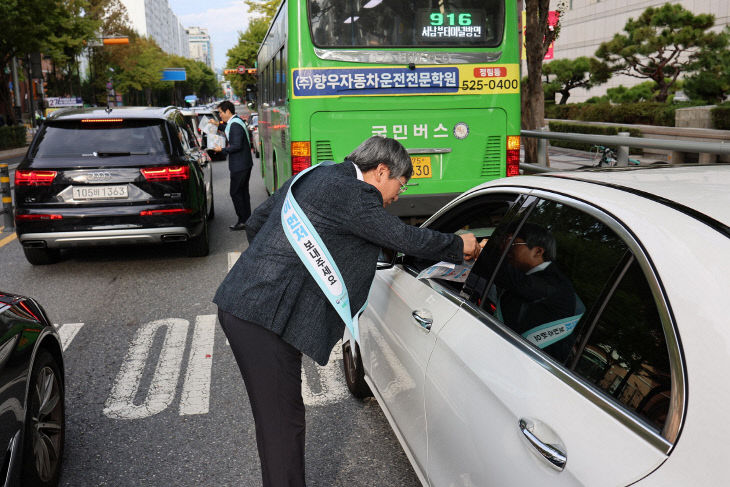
[591,145,641,167]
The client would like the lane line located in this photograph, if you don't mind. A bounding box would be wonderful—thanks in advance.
[228,251,240,271]
[54,323,84,352]
[179,314,216,415]
[0,232,16,248]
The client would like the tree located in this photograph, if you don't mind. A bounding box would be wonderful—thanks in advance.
[244,0,279,20]
[596,3,727,103]
[225,17,269,98]
[683,27,730,103]
[542,57,610,104]
[523,0,566,164]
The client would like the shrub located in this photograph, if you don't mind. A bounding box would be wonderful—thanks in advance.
[0,125,27,150]
[546,102,679,126]
[711,105,730,130]
[548,121,642,153]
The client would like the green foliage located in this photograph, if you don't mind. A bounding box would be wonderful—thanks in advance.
[596,3,727,102]
[711,106,730,130]
[245,0,280,20]
[542,57,611,104]
[683,27,730,103]
[547,121,642,152]
[546,102,679,126]
[0,125,27,149]
[606,81,658,103]
[225,17,270,98]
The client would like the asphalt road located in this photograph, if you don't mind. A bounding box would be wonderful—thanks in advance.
[1,138,420,486]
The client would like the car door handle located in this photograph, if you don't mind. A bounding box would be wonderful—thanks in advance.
[519,419,567,471]
[411,309,433,331]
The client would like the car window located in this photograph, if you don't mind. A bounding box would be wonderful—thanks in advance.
[402,193,520,293]
[30,120,168,162]
[478,197,672,433]
[572,258,671,431]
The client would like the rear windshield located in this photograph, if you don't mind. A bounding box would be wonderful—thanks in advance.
[309,0,504,48]
[30,120,169,159]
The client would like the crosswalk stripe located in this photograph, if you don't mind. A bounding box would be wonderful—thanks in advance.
[179,314,217,416]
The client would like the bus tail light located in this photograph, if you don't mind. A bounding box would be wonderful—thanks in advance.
[506,135,520,177]
[15,170,57,186]
[291,141,311,175]
[140,165,190,181]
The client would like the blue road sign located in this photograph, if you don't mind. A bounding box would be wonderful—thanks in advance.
[161,68,186,81]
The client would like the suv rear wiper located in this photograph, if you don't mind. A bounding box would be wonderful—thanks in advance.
[95,151,150,157]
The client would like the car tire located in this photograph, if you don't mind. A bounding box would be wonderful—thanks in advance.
[342,340,372,399]
[207,189,215,221]
[187,214,210,257]
[22,247,61,266]
[22,348,65,487]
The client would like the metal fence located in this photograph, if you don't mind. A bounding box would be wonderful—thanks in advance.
[521,129,730,173]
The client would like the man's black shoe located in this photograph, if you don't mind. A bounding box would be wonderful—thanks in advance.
[229,222,246,231]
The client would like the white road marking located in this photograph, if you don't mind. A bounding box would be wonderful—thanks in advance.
[104,318,189,420]
[179,314,216,415]
[228,251,241,271]
[302,342,349,406]
[54,323,84,352]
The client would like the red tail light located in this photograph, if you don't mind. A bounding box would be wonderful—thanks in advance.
[140,208,192,216]
[291,141,311,175]
[140,165,190,181]
[15,170,57,186]
[506,135,520,177]
[15,213,63,220]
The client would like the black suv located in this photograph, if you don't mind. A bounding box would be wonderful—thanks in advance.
[14,106,214,265]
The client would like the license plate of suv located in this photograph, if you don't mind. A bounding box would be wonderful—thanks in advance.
[72,185,128,200]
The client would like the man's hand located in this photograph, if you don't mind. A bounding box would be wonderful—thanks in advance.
[460,233,480,261]
[213,146,222,152]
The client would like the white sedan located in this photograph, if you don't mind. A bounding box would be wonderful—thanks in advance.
[343,165,730,486]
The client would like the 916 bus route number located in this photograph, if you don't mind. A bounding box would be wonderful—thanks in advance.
[461,79,519,91]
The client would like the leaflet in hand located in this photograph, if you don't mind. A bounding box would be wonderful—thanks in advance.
[417,260,475,283]
[199,116,219,137]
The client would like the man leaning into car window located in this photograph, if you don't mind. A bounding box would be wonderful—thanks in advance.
[492,223,583,361]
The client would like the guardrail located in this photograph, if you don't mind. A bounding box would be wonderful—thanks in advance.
[0,163,13,232]
[521,128,730,169]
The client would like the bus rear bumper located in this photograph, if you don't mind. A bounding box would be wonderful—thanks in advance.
[387,193,459,218]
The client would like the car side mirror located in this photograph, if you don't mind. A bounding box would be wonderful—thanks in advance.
[376,248,397,270]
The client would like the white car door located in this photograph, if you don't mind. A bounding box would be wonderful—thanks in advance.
[358,265,461,479]
[423,193,681,486]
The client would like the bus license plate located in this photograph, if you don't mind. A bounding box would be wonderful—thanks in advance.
[72,185,128,200]
[410,156,432,178]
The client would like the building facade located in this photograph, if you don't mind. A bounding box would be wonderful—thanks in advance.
[187,27,214,70]
[119,0,189,57]
[550,0,730,101]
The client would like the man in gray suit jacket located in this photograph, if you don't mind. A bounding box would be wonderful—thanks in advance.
[214,136,479,487]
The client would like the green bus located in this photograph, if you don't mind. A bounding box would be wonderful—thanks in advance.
[257,0,520,216]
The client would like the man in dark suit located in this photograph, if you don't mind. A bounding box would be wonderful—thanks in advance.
[214,100,253,231]
[214,136,480,487]
[493,222,581,361]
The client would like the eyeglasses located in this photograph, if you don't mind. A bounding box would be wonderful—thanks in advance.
[510,241,528,248]
[397,178,408,194]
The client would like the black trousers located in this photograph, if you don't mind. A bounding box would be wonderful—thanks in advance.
[230,167,252,224]
[218,309,306,487]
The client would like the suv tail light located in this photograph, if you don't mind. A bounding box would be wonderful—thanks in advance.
[506,135,520,177]
[16,213,63,220]
[291,141,311,175]
[15,170,58,186]
[140,208,192,216]
[140,165,190,181]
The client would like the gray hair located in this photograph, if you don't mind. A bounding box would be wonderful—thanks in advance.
[346,136,413,180]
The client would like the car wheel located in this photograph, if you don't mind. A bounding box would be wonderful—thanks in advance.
[22,247,61,266]
[22,349,65,487]
[187,214,209,257]
[342,340,372,399]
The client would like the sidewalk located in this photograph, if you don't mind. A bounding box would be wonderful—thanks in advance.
[524,145,664,171]
[0,146,28,162]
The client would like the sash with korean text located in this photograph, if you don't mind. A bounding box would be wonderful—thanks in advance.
[281,161,366,342]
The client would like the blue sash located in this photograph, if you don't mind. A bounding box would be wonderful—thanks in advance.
[281,161,367,342]
[224,116,250,147]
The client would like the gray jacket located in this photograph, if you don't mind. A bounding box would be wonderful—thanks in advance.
[213,161,463,365]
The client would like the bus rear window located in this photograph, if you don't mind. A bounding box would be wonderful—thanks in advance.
[309,0,504,48]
